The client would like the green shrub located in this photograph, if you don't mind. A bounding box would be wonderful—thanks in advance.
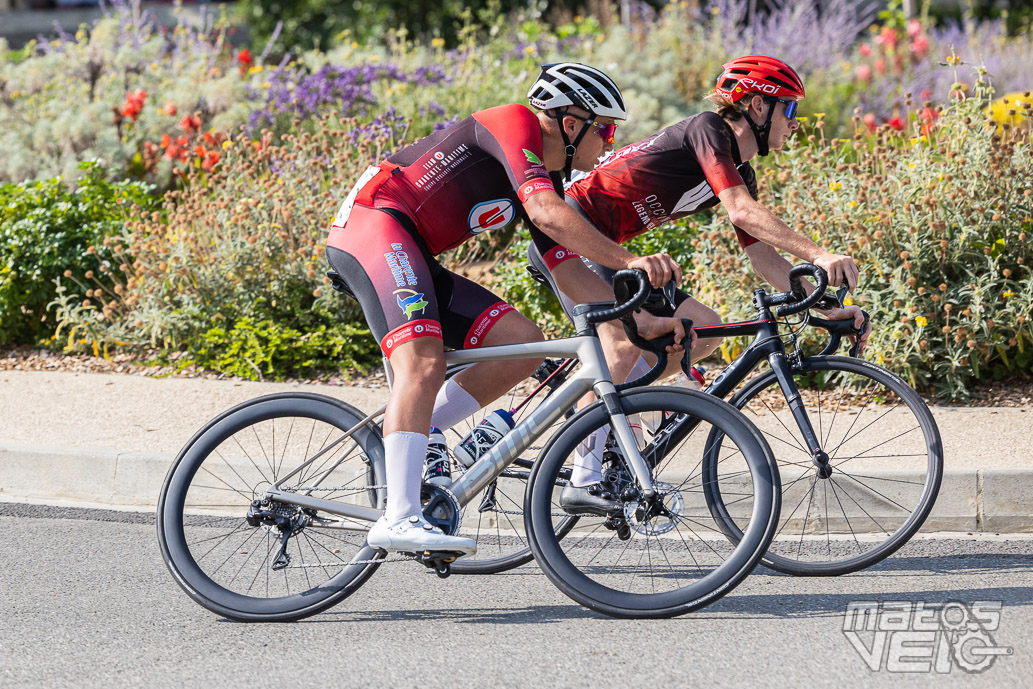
[52,114,392,366]
[0,161,155,345]
[189,316,377,381]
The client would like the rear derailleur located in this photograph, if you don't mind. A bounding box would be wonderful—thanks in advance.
[246,498,314,570]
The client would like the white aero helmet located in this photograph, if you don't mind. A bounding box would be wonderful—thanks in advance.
[527,62,627,121]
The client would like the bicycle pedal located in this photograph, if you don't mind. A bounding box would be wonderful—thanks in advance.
[415,551,464,578]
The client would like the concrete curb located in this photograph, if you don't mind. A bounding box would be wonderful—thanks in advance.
[1,441,1030,532]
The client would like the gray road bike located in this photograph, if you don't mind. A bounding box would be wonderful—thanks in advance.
[157,270,781,620]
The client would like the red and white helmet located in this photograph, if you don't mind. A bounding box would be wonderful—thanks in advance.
[714,55,806,103]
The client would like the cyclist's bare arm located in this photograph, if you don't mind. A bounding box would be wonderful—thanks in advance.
[524,192,681,288]
[718,185,858,290]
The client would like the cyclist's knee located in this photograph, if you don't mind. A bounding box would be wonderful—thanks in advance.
[389,339,446,385]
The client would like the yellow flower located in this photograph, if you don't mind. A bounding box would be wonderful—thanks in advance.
[814,112,826,118]
[370,55,379,62]
[908,162,916,168]
[849,201,858,208]
[351,41,359,49]
[222,140,233,150]
[711,6,720,13]
[915,316,928,327]
[796,115,809,123]
[524,45,536,55]
[1003,290,1015,299]
[249,65,264,74]
[843,296,854,306]
[829,181,842,191]
[431,38,445,49]
[260,82,271,89]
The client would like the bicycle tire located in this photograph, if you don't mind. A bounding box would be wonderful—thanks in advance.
[157,393,386,622]
[525,388,780,618]
[703,356,942,576]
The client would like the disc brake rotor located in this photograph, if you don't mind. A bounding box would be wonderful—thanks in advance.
[624,481,683,536]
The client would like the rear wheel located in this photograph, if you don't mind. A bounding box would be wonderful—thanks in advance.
[157,393,386,621]
[704,356,942,576]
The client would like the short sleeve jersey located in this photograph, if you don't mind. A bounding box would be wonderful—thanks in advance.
[565,112,760,247]
[371,104,558,255]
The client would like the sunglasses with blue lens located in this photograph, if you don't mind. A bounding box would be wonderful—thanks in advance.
[764,96,799,120]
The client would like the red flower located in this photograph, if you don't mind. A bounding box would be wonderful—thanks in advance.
[874,58,886,75]
[855,64,872,82]
[179,114,201,134]
[907,19,922,38]
[910,34,929,59]
[237,49,252,75]
[201,150,221,172]
[119,89,147,122]
[859,43,871,57]
[863,113,877,133]
[160,133,171,148]
[163,102,177,116]
[887,116,906,131]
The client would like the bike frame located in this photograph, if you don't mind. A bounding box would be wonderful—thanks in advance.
[661,303,832,471]
[264,332,660,524]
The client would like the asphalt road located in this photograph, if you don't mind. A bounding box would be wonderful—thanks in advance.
[1,503,1030,689]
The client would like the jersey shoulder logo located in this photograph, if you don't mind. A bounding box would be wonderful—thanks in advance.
[523,149,543,165]
[468,199,516,234]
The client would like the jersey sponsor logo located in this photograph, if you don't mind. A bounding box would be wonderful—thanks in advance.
[384,243,419,287]
[433,151,445,160]
[382,320,442,354]
[468,199,516,234]
[466,303,514,348]
[523,149,543,165]
[394,289,429,320]
[520,179,554,199]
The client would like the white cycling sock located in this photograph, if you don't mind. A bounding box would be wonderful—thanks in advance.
[572,426,608,487]
[430,378,482,433]
[383,431,427,522]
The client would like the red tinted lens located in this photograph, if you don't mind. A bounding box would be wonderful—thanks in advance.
[596,123,617,144]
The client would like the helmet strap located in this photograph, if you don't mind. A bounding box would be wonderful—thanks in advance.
[741,99,777,157]
[553,110,593,182]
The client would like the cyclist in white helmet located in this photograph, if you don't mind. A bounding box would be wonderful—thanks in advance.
[327,63,690,557]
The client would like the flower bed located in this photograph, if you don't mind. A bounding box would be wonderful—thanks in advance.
[1,0,1031,394]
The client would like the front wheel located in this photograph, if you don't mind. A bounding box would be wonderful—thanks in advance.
[704,356,943,576]
[525,388,780,618]
[157,393,386,622]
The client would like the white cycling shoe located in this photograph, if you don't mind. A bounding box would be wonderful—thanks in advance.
[367,515,477,556]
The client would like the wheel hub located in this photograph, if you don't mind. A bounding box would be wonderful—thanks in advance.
[625,481,683,535]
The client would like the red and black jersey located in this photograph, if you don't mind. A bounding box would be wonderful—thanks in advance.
[565,111,760,247]
[345,104,559,256]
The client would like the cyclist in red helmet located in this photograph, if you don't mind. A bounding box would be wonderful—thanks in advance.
[526,55,871,514]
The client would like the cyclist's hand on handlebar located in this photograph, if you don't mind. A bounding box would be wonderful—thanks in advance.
[819,304,872,354]
[626,253,682,289]
[814,252,860,291]
[634,312,696,354]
